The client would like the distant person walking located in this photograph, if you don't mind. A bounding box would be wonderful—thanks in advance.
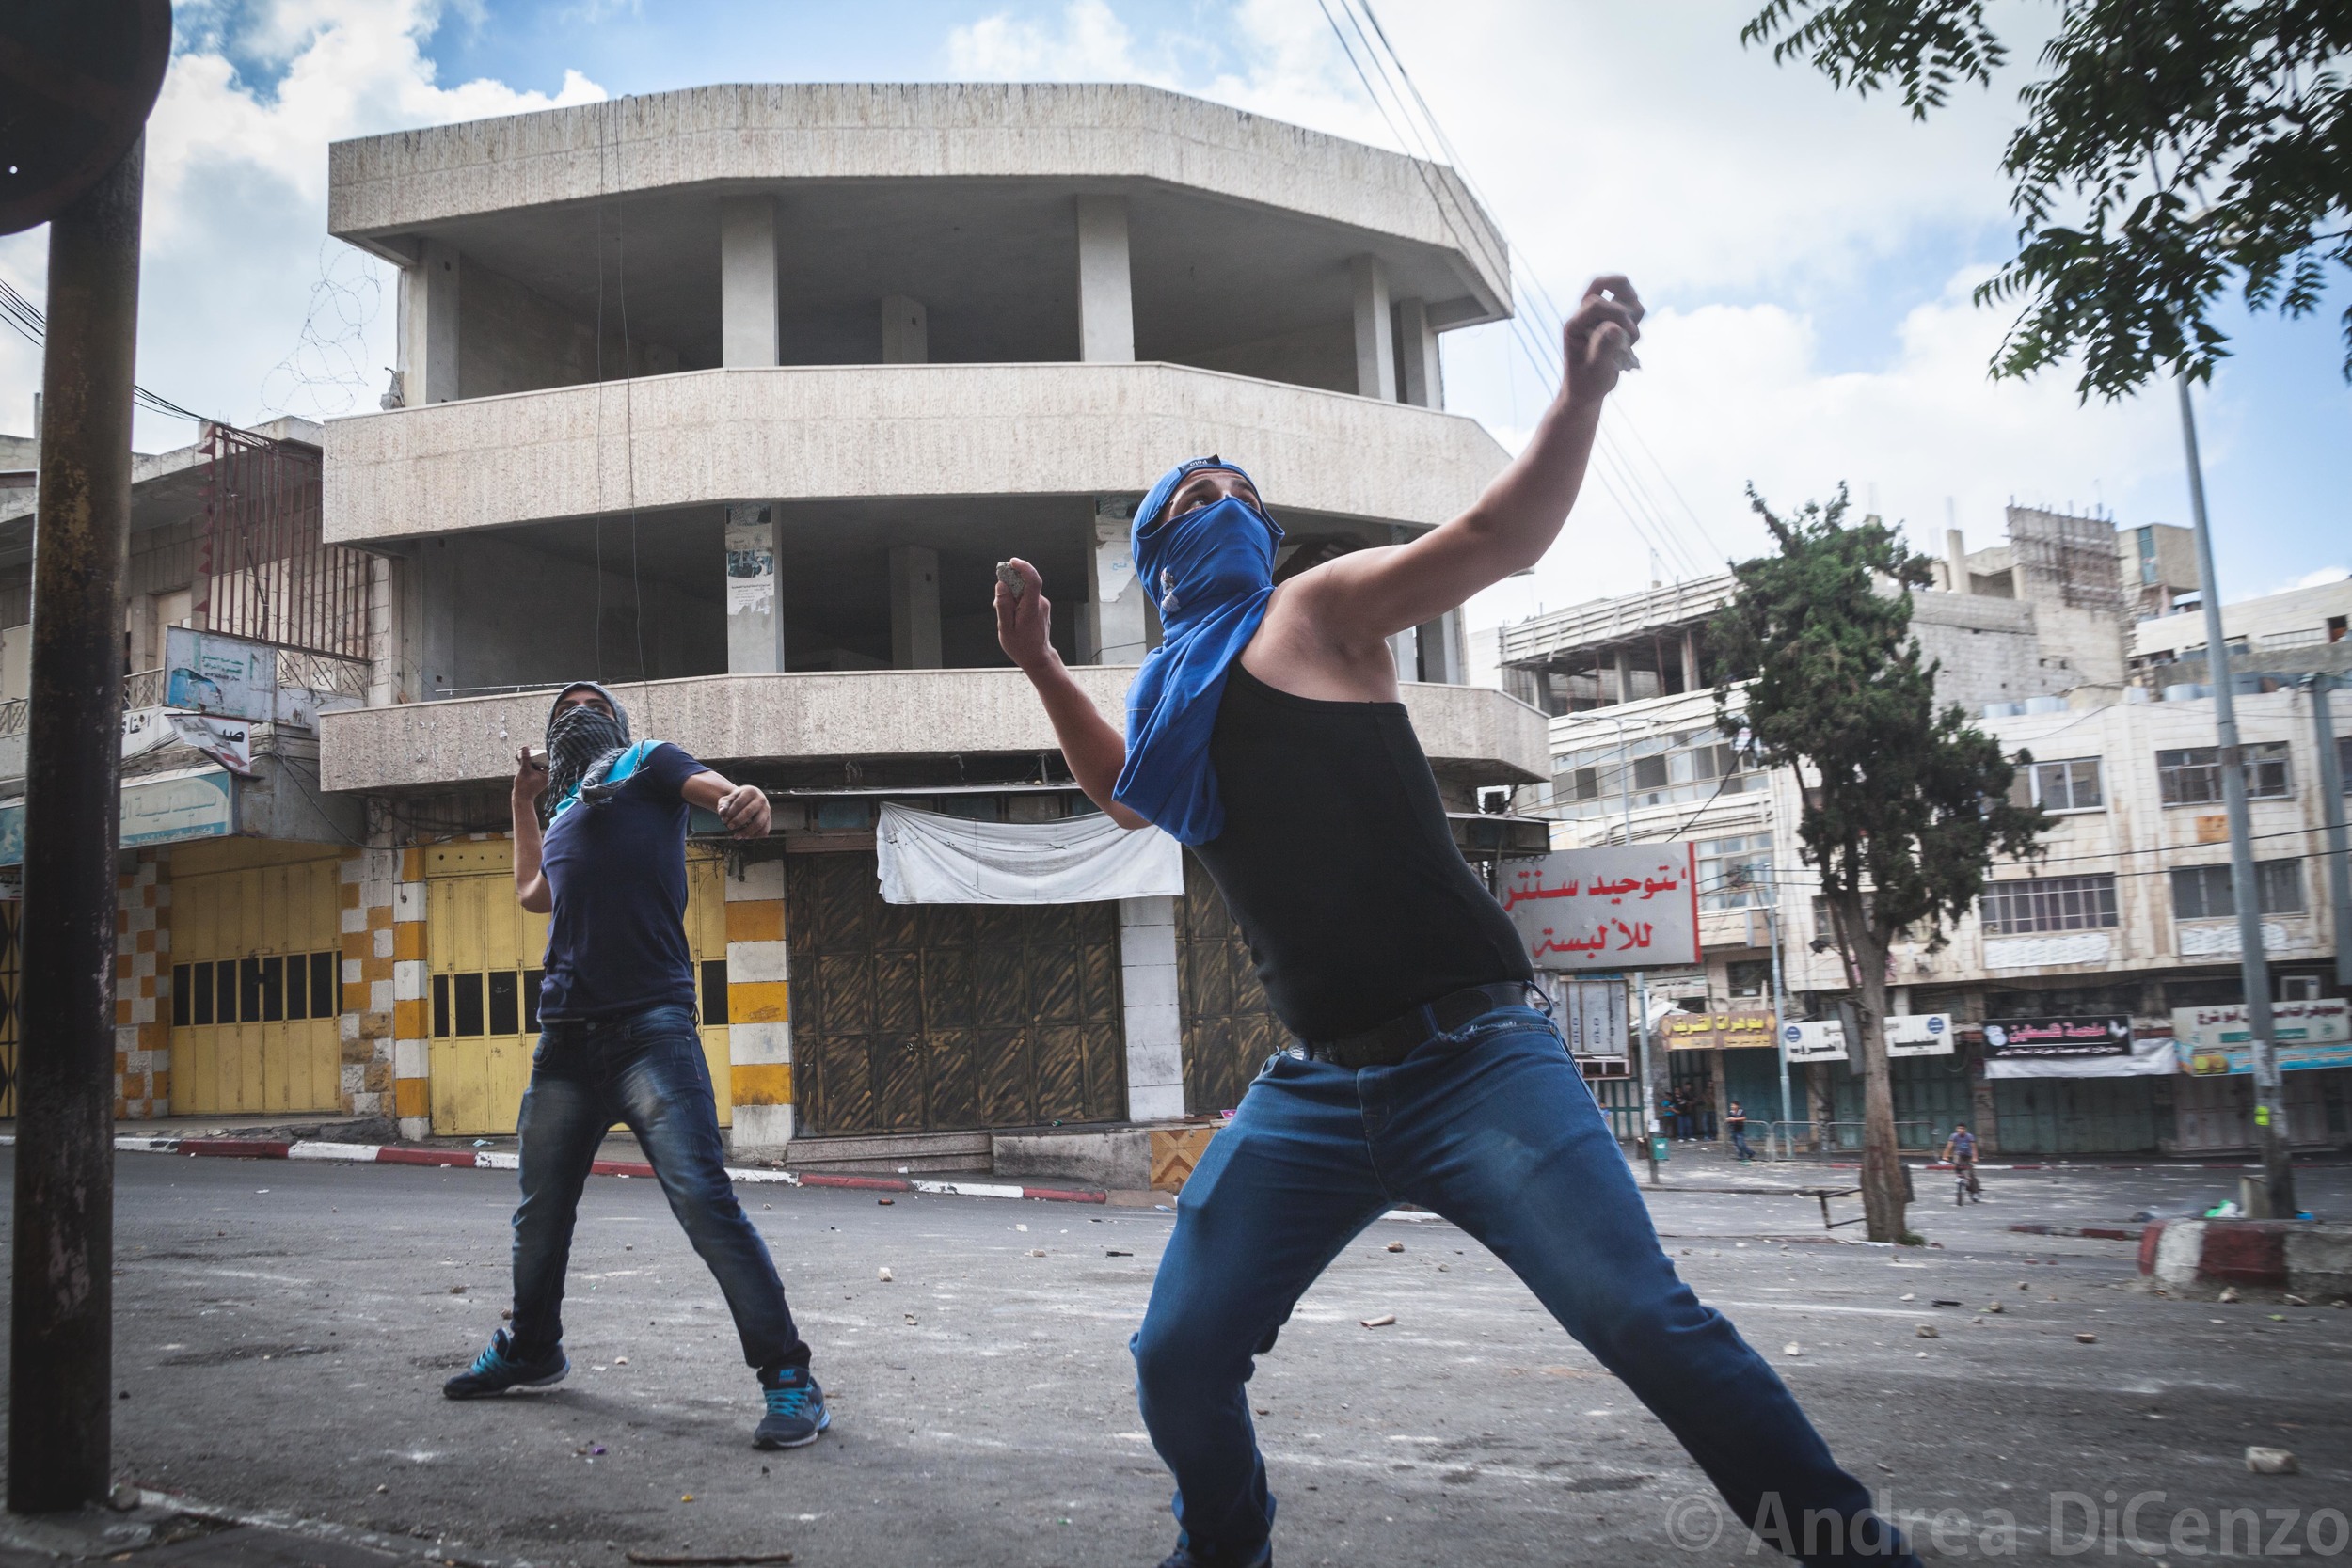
[1941,1123,1981,1204]
[1726,1100,1754,1164]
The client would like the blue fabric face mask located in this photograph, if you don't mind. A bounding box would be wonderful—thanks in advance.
[1112,462,1282,845]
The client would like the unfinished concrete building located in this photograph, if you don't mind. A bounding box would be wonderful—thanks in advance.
[291,84,1546,1176]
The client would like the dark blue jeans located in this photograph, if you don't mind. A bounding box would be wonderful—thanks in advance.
[1132,1006,1915,1567]
[509,1003,808,1375]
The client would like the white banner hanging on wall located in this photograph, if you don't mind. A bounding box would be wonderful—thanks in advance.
[876,801,1184,905]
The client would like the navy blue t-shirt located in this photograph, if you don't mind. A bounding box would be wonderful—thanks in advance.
[537,741,708,1021]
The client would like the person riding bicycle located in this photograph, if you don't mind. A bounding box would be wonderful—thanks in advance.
[1940,1123,1981,1204]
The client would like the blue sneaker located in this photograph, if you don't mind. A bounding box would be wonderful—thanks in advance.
[442,1328,568,1399]
[754,1368,830,1449]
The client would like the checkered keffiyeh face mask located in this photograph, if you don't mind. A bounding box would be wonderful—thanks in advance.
[542,702,628,825]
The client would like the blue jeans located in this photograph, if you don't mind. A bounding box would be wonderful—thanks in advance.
[509,1003,808,1375]
[1733,1126,1756,1161]
[1131,1006,1915,1567]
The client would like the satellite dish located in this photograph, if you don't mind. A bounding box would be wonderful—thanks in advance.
[0,1,173,236]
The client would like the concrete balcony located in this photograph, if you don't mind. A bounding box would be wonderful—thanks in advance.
[322,362,1510,545]
[318,667,1549,794]
[328,84,1507,313]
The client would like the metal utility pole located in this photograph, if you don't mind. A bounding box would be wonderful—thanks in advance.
[1763,895,1792,1148]
[9,136,145,1513]
[1608,712,1662,1184]
[2308,673,2351,987]
[2177,377,2294,1217]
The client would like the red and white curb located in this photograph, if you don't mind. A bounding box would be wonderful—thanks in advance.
[2,1133,1110,1206]
[2139,1217,2352,1296]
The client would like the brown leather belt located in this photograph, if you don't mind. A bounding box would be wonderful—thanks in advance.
[1302,981,1542,1069]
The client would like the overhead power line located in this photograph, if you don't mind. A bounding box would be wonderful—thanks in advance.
[0,275,217,427]
[1322,0,1728,578]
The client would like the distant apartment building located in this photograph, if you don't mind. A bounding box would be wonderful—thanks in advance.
[0,86,1559,1176]
[1499,506,2350,1157]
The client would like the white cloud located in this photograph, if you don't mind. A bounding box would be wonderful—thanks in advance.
[947,0,1168,82]
[1462,267,2178,643]
[0,0,603,446]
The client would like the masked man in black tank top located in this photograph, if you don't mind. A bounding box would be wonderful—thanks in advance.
[996,277,1919,1568]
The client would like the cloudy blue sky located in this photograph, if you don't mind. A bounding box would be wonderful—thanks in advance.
[2,0,2344,650]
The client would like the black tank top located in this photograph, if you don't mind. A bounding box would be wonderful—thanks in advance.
[1188,661,1534,1041]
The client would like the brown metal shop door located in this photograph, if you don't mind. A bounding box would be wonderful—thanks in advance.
[787,852,1124,1135]
[1174,853,1288,1116]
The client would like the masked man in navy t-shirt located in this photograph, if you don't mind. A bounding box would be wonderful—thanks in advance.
[442,681,827,1450]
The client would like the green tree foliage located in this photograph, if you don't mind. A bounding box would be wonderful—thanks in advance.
[1711,486,2045,1240]
[1744,0,2352,399]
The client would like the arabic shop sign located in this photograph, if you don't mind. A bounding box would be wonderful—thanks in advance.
[1885,1013,1955,1058]
[2173,1000,2352,1076]
[1780,1020,1848,1063]
[1502,843,1699,971]
[1661,1010,1776,1051]
[1981,1015,2134,1059]
[0,765,236,866]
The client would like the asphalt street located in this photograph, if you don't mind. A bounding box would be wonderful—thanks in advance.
[1,1149,2345,1567]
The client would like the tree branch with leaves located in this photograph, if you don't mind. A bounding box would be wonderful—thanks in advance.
[1744,0,2352,399]
[1711,485,2046,1242]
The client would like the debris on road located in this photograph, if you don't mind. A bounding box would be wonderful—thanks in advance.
[877,1197,893,1206]
[2246,1448,2298,1475]
[1931,1299,1962,1307]
[1983,1303,2003,1313]
[1360,1314,1396,1329]
[2074,1334,2097,1344]
[876,1267,893,1282]
[1105,1249,1132,1258]
[1783,1343,1802,1356]
[1915,1325,1938,1338]
[1386,1242,1405,1253]
[2218,1286,2240,1303]
[1027,1249,1046,1258]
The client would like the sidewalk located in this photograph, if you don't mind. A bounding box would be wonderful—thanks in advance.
[0,1490,500,1568]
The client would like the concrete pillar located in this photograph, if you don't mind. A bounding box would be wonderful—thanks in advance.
[1947,528,1969,594]
[882,295,928,364]
[1350,254,1395,401]
[725,503,785,673]
[1120,895,1184,1122]
[405,240,460,404]
[719,196,780,369]
[889,544,942,668]
[1394,295,1441,408]
[1416,609,1464,684]
[724,857,795,1157]
[1076,196,1135,364]
[114,854,168,1119]
[1680,630,1701,693]
[1087,498,1148,664]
